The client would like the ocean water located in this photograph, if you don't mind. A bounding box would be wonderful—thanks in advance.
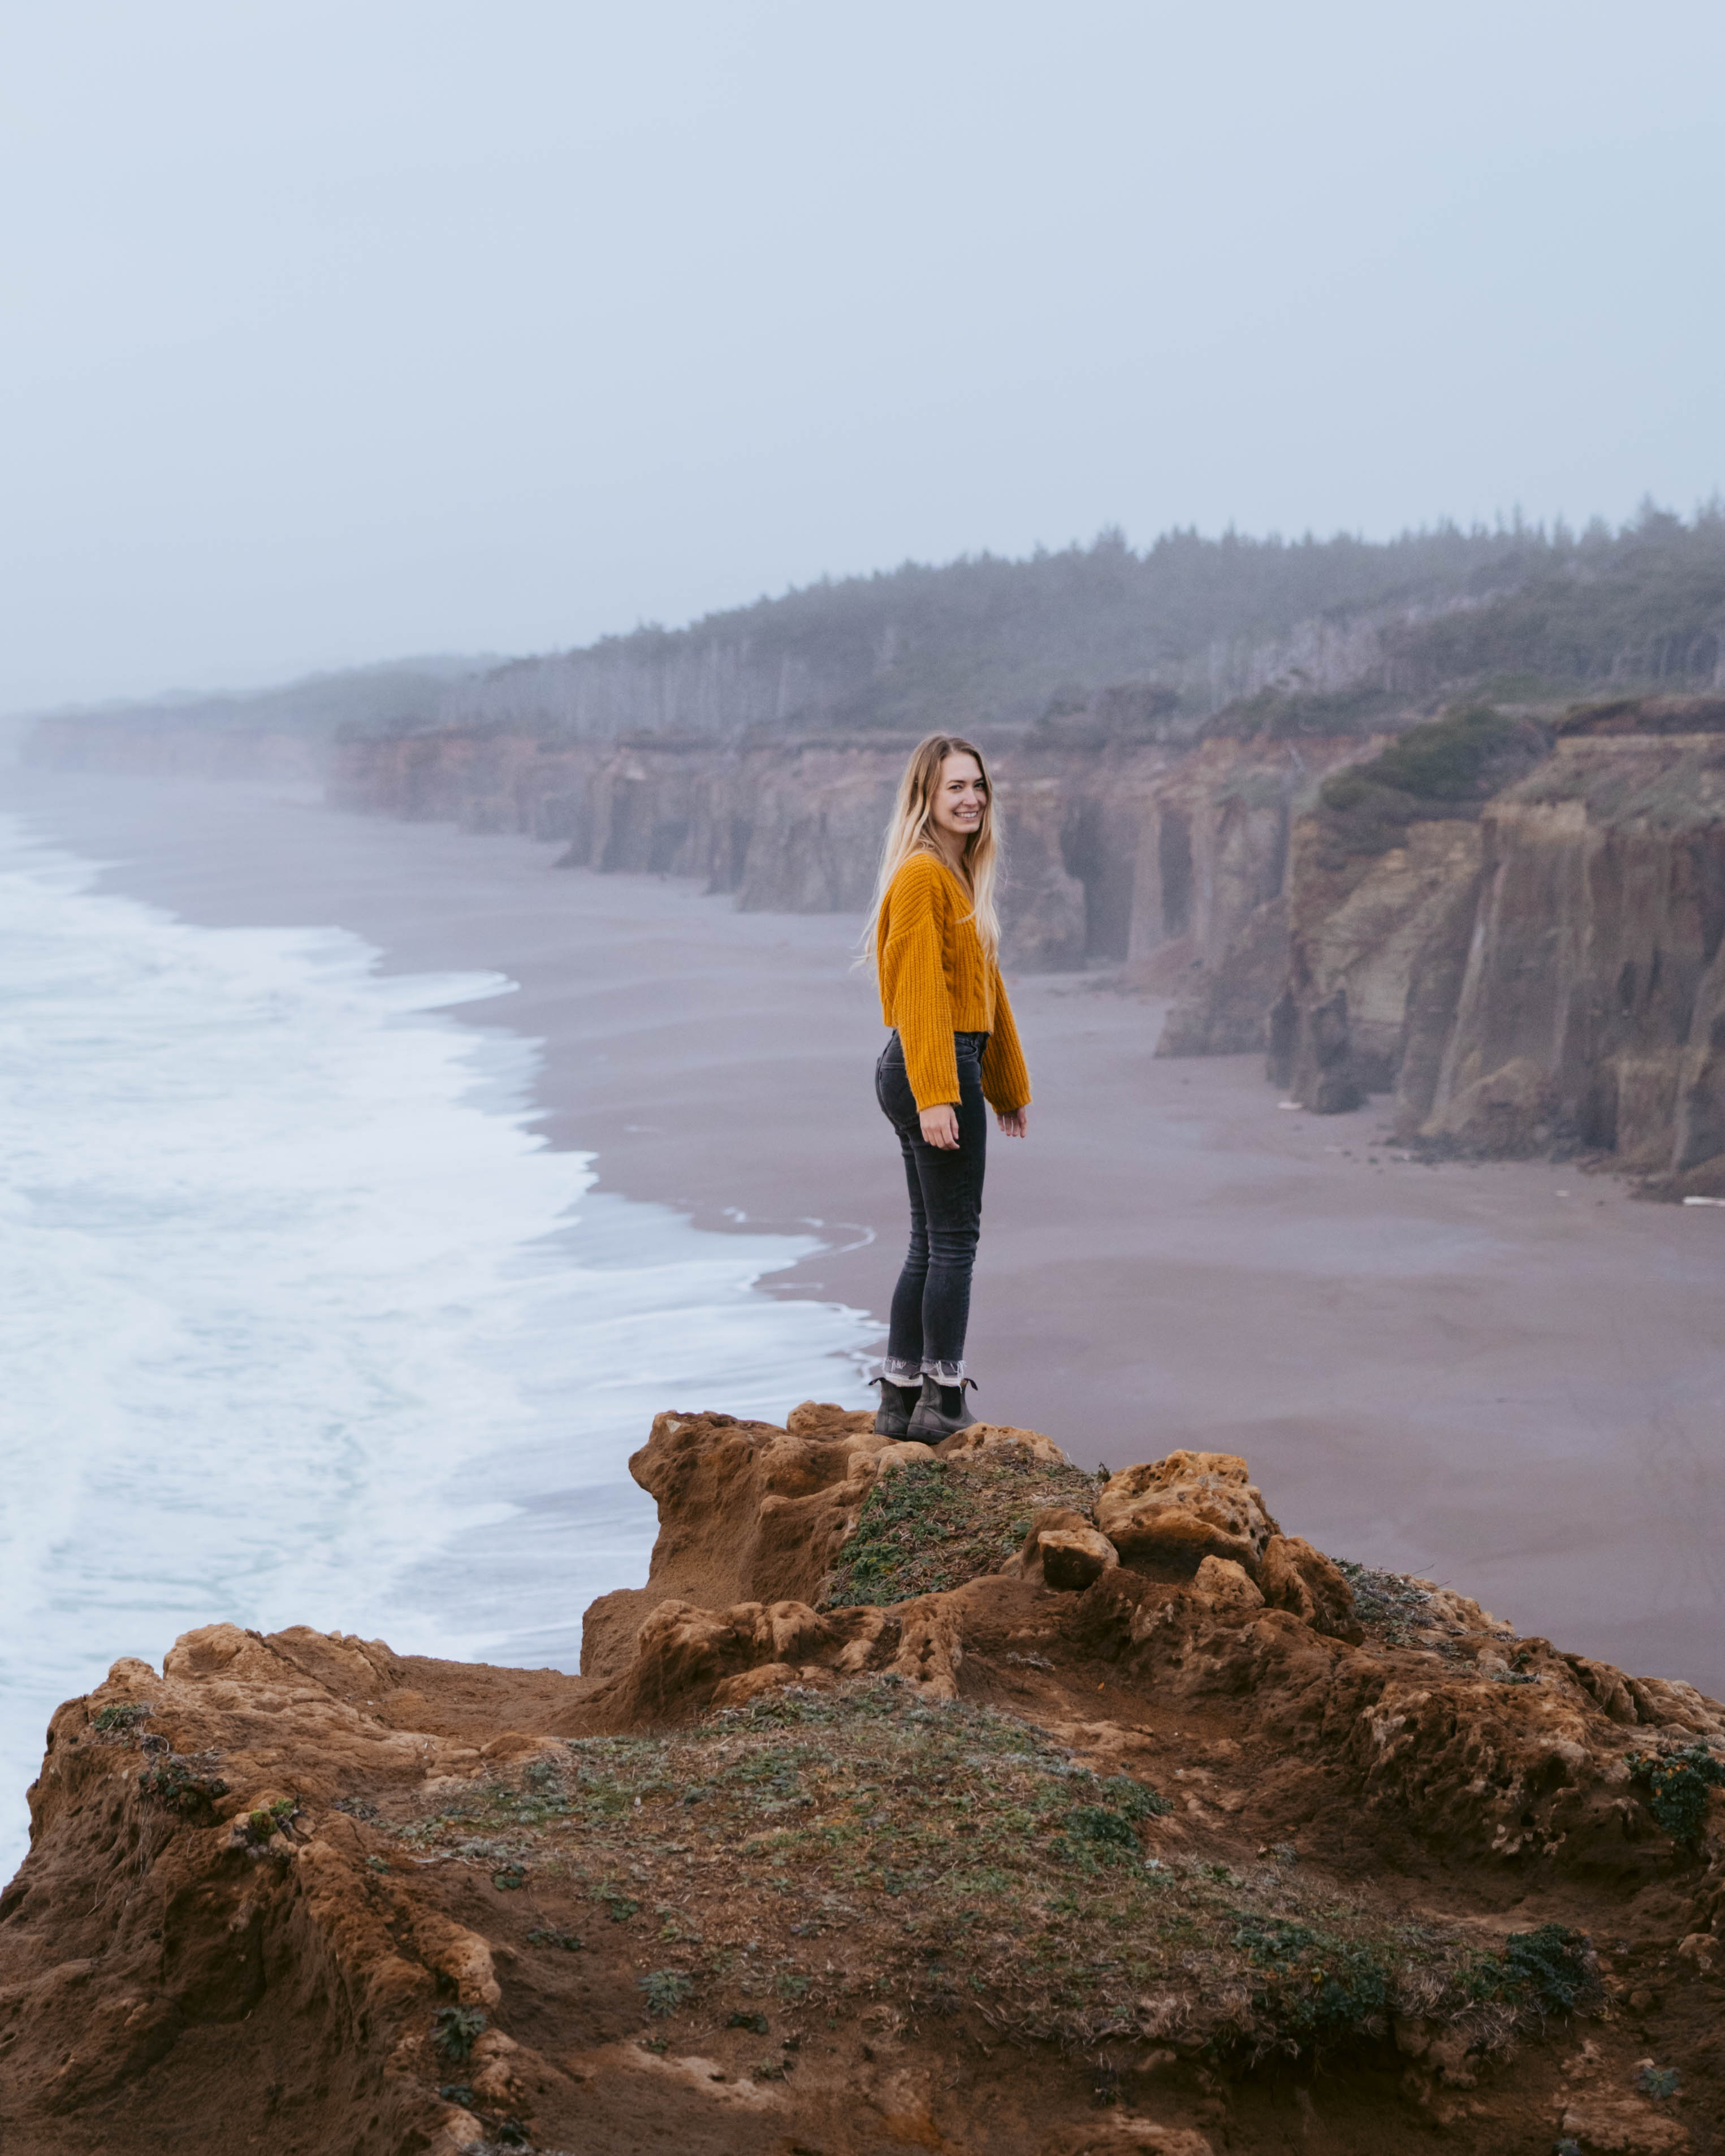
[0,813,877,1881]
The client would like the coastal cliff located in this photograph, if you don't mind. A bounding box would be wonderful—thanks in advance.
[1272,698,1725,1189]
[4,1406,1722,2154]
[25,510,1725,1174]
[325,718,1374,984]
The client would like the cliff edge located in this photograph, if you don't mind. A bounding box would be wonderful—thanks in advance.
[3,1408,1722,2154]
[1273,697,1725,1189]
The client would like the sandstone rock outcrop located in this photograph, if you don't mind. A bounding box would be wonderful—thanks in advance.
[1095,1452,1279,1577]
[577,1406,893,1679]
[578,1407,1071,1681]
[1004,1506,1121,1592]
[318,723,1378,989]
[5,1408,1725,2153]
[1272,698,1725,1184]
[1257,1534,1362,1642]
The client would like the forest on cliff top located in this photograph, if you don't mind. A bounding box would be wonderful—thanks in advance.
[554,503,1725,728]
[31,505,1725,748]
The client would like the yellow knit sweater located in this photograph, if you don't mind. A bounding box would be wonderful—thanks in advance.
[876,851,1032,1113]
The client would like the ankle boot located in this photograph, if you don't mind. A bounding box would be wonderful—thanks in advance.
[906,1374,978,1441]
[871,1376,920,1439]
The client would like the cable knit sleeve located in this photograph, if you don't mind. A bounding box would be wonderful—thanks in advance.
[981,962,1031,1112]
[880,859,960,1110]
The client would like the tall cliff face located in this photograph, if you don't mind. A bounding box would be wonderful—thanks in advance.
[1273,699,1725,1184]
[327,721,1376,981]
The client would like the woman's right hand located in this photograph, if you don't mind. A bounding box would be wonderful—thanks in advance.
[919,1103,961,1149]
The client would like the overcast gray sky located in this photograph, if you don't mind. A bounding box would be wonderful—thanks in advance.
[5,1,1723,712]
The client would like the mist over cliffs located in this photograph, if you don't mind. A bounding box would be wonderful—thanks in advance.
[26,508,1725,1188]
[32,508,1725,759]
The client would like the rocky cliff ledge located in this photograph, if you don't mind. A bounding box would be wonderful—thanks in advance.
[5,1408,1722,2154]
[1273,697,1725,1189]
[324,717,1373,985]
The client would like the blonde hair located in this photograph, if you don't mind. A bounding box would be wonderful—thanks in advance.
[862,733,1002,965]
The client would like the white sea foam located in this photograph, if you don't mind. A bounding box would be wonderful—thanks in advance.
[0,815,876,1881]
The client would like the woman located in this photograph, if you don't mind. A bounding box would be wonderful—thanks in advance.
[866,733,1031,1441]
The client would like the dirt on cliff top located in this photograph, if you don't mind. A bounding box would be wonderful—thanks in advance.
[3,1410,1723,2156]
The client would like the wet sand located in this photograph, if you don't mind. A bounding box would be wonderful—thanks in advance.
[8,768,1723,1695]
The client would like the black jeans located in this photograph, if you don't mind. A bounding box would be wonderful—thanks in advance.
[875,1029,988,1384]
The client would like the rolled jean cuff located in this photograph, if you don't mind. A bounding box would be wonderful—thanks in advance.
[921,1360,966,1384]
[881,1358,923,1386]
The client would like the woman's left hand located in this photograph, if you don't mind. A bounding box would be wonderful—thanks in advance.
[996,1107,1028,1138]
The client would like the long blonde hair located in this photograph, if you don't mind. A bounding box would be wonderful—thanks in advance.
[862,733,1002,965]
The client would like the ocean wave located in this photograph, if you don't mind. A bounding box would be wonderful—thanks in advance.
[0,815,875,1880]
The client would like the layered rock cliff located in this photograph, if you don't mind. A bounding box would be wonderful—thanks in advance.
[325,717,1376,983]
[1272,698,1725,1188]
[5,1405,1722,2154]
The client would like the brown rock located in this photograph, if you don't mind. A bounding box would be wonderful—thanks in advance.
[1039,1528,1121,1594]
[785,1398,876,1436]
[1424,1053,1557,1157]
[576,1595,892,1727]
[1258,1534,1363,1641]
[1191,1556,1264,1615]
[1038,2120,1216,2154]
[940,1421,1071,1466]
[1096,1452,1280,1576]
[1157,895,1287,1058]
[1003,1505,1116,1591]
[876,1438,941,1473]
[1558,2096,1693,2153]
[578,1408,900,1678]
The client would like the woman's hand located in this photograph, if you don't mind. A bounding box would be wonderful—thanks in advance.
[997,1106,1028,1138]
[919,1104,961,1149]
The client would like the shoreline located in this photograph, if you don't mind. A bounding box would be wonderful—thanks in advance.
[6,767,1724,1696]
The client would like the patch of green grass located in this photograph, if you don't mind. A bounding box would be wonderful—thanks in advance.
[822,1454,1103,1608]
[1210,685,1400,742]
[1233,1916,1391,2045]
[1627,1743,1725,1848]
[93,1702,153,1737]
[379,1677,1595,2062]
[137,1754,230,1820]
[432,2005,487,2063]
[638,1968,694,2017]
[1054,1805,1142,1865]
[1450,1923,1598,2022]
[527,1925,583,1951]
[1099,1774,1173,1821]
[1335,1562,1438,1650]
[1316,706,1547,857]
[236,1797,302,1847]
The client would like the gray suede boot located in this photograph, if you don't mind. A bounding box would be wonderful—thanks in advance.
[906,1374,978,1441]
[871,1376,920,1439]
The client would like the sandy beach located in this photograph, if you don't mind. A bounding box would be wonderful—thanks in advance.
[8,767,1723,1698]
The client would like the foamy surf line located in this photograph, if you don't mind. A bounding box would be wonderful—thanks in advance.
[0,813,877,1880]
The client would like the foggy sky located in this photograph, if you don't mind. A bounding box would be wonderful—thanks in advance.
[5,0,1723,713]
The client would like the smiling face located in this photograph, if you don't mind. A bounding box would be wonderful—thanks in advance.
[929,751,988,849]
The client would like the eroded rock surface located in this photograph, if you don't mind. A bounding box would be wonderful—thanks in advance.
[1272,698,1725,1185]
[4,1410,1723,2156]
[1096,1452,1279,1576]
